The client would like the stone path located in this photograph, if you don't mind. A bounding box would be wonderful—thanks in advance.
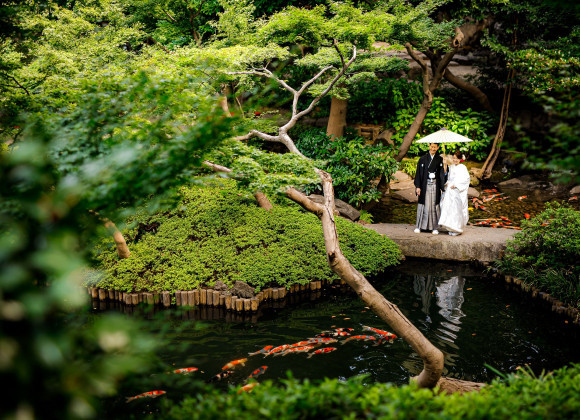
[365,223,516,263]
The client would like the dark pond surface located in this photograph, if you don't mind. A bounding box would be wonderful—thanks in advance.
[101,259,580,408]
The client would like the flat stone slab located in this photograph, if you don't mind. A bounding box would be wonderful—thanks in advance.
[366,223,517,263]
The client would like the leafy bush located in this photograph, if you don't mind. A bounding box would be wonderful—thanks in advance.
[389,97,496,160]
[347,78,422,124]
[157,364,580,420]
[91,180,402,293]
[293,127,398,208]
[495,203,580,308]
[399,156,419,178]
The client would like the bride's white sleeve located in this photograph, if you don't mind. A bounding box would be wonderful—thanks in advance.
[455,165,471,192]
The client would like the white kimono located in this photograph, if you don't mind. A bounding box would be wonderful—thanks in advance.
[438,163,470,233]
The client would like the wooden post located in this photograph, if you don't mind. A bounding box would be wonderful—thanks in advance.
[145,292,154,305]
[219,294,226,307]
[131,294,139,306]
[278,287,286,299]
[212,290,220,306]
[243,299,251,312]
[235,298,243,312]
[162,291,171,307]
[200,289,207,305]
[98,289,107,301]
[175,291,182,306]
[272,288,279,300]
[192,290,200,306]
[225,293,233,310]
[187,291,194,306]
[250,298,259,312]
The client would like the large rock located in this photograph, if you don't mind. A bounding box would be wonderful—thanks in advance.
[229,281,255,298]
[308,194,361,221]
[498,178,523,187]
[467,187,480,198]
[391,188,418,203]
[391,171,412,183]
[389,179,415,191]
[366,224,516,263]
[213,280,228,291]
[571,185,580,195]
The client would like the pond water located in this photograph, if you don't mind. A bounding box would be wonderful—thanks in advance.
[100,259,580,411]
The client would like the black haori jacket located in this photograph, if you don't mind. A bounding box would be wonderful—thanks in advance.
[414,152,447,205]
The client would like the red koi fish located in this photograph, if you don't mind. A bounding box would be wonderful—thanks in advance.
[569,196,578,202]
[335,328,354,332]
[517,196,528,201]
[474,221,490,226]
[126,390,166,403]
[494,196,509,202]
[280,346,314,356]
[221,358,247,370]
[247,366,268,380]
[238,383,259,394]
[173,367,200,374]
[290,341,312,348]
[307,347,337,358]
[500,216,513,223]
[209,370,234,382]
[483,189,498,193]
[524,213,530,219]
[248,345,274,357]
[266,344,292,357]
[341,335,377,344]
[362,326,398,340]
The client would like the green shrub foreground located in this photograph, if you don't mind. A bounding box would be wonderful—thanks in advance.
[91,180,402,292]
[156,364,580,420]
[494,203,580,308]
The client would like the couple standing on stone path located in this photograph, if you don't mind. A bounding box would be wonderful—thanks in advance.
[414,143,470,236]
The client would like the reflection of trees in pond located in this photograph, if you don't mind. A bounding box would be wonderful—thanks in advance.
[411,275,466,375]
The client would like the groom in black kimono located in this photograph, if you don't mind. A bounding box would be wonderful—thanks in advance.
[414,143,447,234]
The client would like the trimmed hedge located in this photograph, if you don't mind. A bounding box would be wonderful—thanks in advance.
[159,364,580,420]
[91,180,402,292]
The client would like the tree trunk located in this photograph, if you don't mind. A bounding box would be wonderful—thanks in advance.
[104,220,130,259]
[396,95,434,161]
[286,170,445,389]
[326,96,348,139]
[219,85,232,116]
[443,69,494,113]
[254,192,273,210]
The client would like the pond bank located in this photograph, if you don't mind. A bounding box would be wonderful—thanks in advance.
[365,223,515,263]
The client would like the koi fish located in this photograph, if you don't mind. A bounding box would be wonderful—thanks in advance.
[335,328,354,332]
[280,346,314,356]
[517,196,528,201]
[265,344,292,357]
[307,347,337,358]
[524,213,530,219]
[569,196,578,202]
[173,367,200,374]
[494,196,510,202]
[247,366,268,380]
[307,337,338,345]
[500,216,513,223]
[362,326,398,340]
[290,341,312,348]
[483,189,498,193]
[221,358,247,370]
[474,221,490,226]
[248,345,274,357]
[341,335,377,344]
[477,204,489,212]
[126,390,166,403]
[238,383,259,394]
[209,370,234,382]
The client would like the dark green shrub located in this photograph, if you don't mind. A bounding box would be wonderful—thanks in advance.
[91,180,402,293]
[157,364,580,420]
[495,203,580,308]
[293,127,398,208]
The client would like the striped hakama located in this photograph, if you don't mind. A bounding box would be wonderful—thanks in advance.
[416,179,440,231]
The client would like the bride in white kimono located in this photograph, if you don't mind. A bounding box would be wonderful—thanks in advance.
[439,152,470,235]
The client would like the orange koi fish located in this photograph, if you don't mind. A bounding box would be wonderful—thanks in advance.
[290,341,312,348]
[569,196,578,202]
[173,367,200,374]
[517,196,528,201]
[280,346,314,356]
[335,328,354,332]
[494,196,509,202]
[307,347,337,358]
[483,189,498,193]
[266,344,292,357]
[248,345,274,357]
[340,335,377,344]
[209,370,234,382]
[126,390,166,403]
[221,358,247,370]
[247,366,268,380]
[500,216,513,223]
[524,213,530,219]
[362,326,398,340]
[238,383,259,394]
